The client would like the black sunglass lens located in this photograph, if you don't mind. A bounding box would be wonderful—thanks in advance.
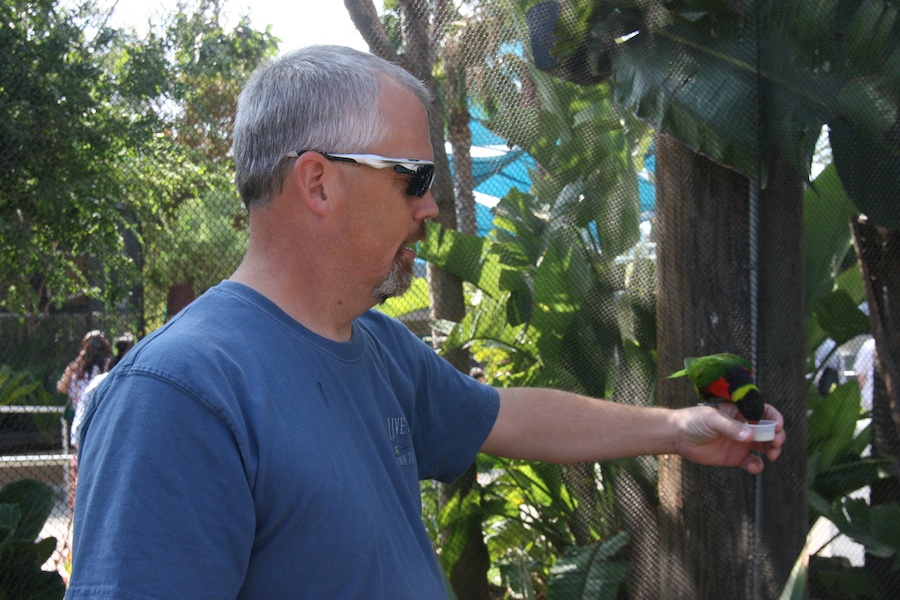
[408,165,434,197]
[395,164,434,197]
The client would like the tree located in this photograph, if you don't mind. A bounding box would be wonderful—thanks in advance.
[0,0,142,315]
[0,0,276,328]
[121,0,278,327]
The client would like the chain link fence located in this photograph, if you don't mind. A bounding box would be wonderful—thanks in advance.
[2,0,899,598]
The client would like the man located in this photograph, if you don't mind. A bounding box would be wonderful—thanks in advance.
[67,46,784,599]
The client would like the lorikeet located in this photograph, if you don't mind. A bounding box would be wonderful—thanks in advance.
[668,353,765,423]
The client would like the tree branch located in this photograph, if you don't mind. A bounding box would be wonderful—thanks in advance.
[343,0,396,60]
[397,0,432,80]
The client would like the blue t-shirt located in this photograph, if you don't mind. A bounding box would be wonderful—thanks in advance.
[67,281,499,599]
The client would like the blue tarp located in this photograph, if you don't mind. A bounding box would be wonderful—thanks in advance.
[447,114,656,239]
[447,116,536,202]
[640,148,656,215]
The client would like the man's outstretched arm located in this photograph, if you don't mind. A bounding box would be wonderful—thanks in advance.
[481,387,785,473]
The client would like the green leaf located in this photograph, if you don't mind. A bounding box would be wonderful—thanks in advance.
[436,488,484,570]
[507,289,534,326]
[376,278,430,319]
[0,504,21,551]
[612,28,763,180]
[806,382,864,473]
[825,498,900,568]
[810,290,870,346]
[803,164,857,308]
[419,222,503,299]
[813,457,894,503]
[31,536,58,566]
[548,531,630,600]
[831,113,900,229]
[810,567,882,600]
[828,0,900,229]
[0,479,52,543]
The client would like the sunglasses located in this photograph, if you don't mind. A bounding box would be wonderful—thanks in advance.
[287,150,435,197]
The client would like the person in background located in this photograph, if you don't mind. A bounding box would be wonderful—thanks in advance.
[813,337,845,397]
[55,330,111,513]
[71,332,136,451]
[67,46,785,599]
[469,366,486,382]
[56,330,112,405]
[854,337,876,414]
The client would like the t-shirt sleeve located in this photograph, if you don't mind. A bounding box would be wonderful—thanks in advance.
[414,370,499,484]
[369,315,499,484]
[68,371,255,599]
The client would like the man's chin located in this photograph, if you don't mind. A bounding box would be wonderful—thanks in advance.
[372,258,414,303]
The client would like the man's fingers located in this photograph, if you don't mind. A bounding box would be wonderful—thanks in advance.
[741,454,764,474]
[709,408,753,442]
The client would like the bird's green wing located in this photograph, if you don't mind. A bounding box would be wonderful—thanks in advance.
[684,353,752,388]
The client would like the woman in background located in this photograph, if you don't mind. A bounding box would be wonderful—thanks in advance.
[71,332,135,450]
[56,330,112,510]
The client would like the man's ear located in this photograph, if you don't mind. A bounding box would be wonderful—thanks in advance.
[293,153,330,216]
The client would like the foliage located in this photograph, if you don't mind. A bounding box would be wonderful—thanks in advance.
[546,0,900,230]
[421,65,651,391]
[803,162,869,374]
[0,478,65,599]
[0,0,276,322]
[804,287,897,596]
[806,383,890,508]
[0,365,44,410]
[804,351,899,595]
[427,4,896,594]
[419,30,653,595]
[116,0,277,327]
[801,158,899,595]
[813,495,900,572]
[430,452,621,596]
[0,0,143,315]
[142,189,249,330]
[481,458,577,592]
[803,164,860,312]
[803,154,882,505]
[0,364,61,444]
[547,531,629,599]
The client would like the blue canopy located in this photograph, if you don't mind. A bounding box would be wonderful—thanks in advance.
[447,113,656,239]
[447,116,536,202]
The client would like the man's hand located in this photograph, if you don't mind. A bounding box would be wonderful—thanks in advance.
[674,403,785,474]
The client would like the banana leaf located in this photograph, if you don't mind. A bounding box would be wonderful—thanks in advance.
[547,531,630,600]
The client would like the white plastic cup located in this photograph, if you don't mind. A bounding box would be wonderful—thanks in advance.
[748,420,777,442]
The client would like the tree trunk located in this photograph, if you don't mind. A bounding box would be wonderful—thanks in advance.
[413,11,490,600]
[449,103,477,235]
[851,219,900,478]
[851,220,900,594]
[166,282,194,321]
[655,135,806,599]
[754,143,809,600]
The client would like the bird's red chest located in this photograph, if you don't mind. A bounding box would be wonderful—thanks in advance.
[704,377,732,400]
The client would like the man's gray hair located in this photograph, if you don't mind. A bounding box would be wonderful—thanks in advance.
[233,45,432,206]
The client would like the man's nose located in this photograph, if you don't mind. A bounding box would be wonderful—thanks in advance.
[415,189,440,221]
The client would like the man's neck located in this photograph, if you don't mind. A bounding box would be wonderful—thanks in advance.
[230,258,368,343]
